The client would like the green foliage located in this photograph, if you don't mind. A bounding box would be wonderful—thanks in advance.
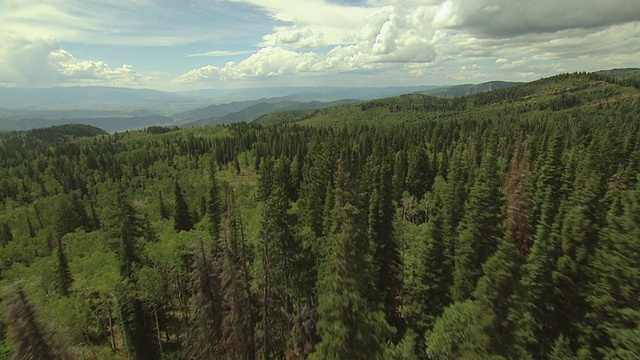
[0,72,638,358]
[173,181,193,232]
[425,300,497,360]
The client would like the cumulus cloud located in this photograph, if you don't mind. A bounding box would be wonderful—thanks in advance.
[433,0,640,37]
[175,47,322,83]
[261,26,326,49]
[52,49,144,84]
[0,33,145,86]
[0,34,59,85]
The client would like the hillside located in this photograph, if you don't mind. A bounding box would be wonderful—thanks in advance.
[416,81,522,98]
[184,99,360,127]
[0,71,639,359]
[0,115,175,133]
[255,72,640,126]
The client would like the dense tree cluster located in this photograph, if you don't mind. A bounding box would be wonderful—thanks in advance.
[0,73,639,359]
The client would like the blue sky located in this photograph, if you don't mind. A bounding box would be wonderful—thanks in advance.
[1,0,639,91]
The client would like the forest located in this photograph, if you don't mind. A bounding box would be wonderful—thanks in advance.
[1,72,640,359]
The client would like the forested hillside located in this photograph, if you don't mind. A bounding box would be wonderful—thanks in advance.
[1,72,639,359]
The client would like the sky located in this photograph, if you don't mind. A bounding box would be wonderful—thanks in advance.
[1,0,639,92]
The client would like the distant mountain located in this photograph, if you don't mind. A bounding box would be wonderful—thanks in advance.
[416,81,522,98]
[181,86,440,104]
[184,99,360,127]
[0,115,174,133]
[173,94,329,122]
[0,86,205,112]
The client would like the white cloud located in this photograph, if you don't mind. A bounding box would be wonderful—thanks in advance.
[495,58,508,63]
[53,49,144,85]
[432,0,640,36]
[175,47,322,83]
[261,26,326,49]
[186,50,255,58]
[0,33,145,86]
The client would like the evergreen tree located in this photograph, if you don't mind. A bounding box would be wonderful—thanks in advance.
[311,157,392,360]
[425,299,495,360]
[207,163,223,243]
[257,157,295,358]
[0,222,12,247]
[452,150,504,301]
[403,176,454,338]
[158,191,170,220]
[392,149,408,204]
[106,187,159,360]
[183,238,223,360]
[53,191,90,240]
[366,155,402,334]
[220,188,255,360]
[405,146,432,200]
[56,236,72,297]
[4,286,63,360]
[472,238,521,357]
[586,181,640,358]
[504,141,534,255]
[510,132,566,358]
[174,181,193,232]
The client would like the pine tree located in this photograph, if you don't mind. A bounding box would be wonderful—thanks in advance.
[405,146,432,200]
[183,238,223,360]
[392,150,408,204]
[452,150,504,301]
[403,177,453,338]
[311,157,392,360]
[106,187,159,359]
[0,221,12,247]
[4,286,61,360]
[158,191,170,220]
[510,132,566,358]
[504,141,534,255]
[174,181,193,232]
[220,188,255,360]
[207,163,223,243]
[56,236,72,296]
[366,155,402,334]
[425,299,495,360]
[553,161,604,353]
[257,157,294,358]
[472,238,521,356]
[587,180,640,357]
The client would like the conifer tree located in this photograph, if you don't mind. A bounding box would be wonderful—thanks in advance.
[56,236,72,296]
[4,286,62,360]
[510,132,566,358]
[158,191,170,220]
[0,222,12,246]
[174,181,193,232]
[587,180,640,357]
[452,150,504,301]
[405,146,432,200]
[392,149,408,204]
[183,238,223,360]
[106,187,159,360]
[402,178,453,338]
[257,157,294,359]
[366,155,402,333]
[207,163,222,243]
[299,140,335,237]
[504,141,534,255]
[553,155,605,353]
[311,157,392,360]
[220,188,255,360]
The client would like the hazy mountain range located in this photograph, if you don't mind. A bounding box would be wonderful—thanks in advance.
[0,81,522,132]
